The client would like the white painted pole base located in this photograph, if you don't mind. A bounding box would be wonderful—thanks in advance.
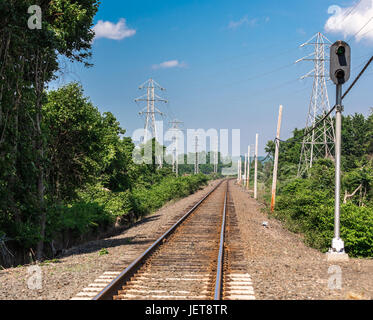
[326,251,349,262]
[326,238,349,262]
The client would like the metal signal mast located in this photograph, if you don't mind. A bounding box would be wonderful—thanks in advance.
[135,78,168,143]
[296,32,336,176]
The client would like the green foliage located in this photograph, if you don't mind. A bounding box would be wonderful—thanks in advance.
[41,175,209,245]
[44,83,123,201]
[0,1,214,266]
[341,113,373,171]
[46,201,113,241]
[273,159,373,257]
[341,204,373,257]
[98,248,109,256]
[131,174,209,216]
[0,0,100,259]
[262,111,373,258]
[78,184,134,217]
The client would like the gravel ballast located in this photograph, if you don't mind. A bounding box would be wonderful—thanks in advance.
[0,180,221,300]
[0,178,371,300]
[229,180,373,300]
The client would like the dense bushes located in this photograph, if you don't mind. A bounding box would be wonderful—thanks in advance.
[0,79,212,266]
[46,202,113,241]
[262,112,373,258]
[0,2,214,266]
[40,174,209,246]
[272,160,373,257]
[132,174,209,216]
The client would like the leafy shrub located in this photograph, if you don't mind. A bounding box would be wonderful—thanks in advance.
[98,248,109,256]
[46,202,113,240]
[78,184,134,217]
[273,160,373,257]
[341,204,373,257]
[131,174,209,216]
[43,174,209,244]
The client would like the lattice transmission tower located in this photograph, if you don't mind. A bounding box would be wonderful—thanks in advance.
[169,119,184,176]
[194,136,199,175]
[297,32,336,176]
[135,78,168,143]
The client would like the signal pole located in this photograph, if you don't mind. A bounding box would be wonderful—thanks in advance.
[271,105,283,212]
[327,40,351,262]
[254,134,259,200]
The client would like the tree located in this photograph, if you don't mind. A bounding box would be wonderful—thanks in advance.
[44,83,117,201]
[0,0,100,260]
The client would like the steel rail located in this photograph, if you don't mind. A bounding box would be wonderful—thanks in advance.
[93,179,225,300]
[214,183,228,300]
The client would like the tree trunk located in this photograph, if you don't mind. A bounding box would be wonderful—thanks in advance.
[34,51,47,262]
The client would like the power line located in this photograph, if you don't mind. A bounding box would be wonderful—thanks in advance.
[342,0,363,22]
[348,16,373,41]
[342,55,373,99]
[277,55,373,145]
[359,27,373,39]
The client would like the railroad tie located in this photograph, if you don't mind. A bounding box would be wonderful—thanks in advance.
[70,271,121,300]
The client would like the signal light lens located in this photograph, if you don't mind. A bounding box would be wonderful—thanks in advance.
[335,69,345,79]
[336,46,345,56]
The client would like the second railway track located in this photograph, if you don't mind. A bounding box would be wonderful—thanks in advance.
[88,179,255,301]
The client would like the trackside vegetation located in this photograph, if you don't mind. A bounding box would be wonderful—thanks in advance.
[260,112,373,257]
[0,80,211,266]
[0,2,215,267]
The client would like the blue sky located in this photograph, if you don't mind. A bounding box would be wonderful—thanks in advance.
[53,0,373,156]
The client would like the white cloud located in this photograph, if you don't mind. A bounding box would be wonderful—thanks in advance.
[93,18,136,40]
[228,16,258,29]
[297,28,306,36]
[152,60,187,70]
[325,0,373,42]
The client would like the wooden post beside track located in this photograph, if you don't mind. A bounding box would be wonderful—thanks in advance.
[271,105,283,212]
[244,153,247,187]
[254,134,259,199]
[247,146,251,190]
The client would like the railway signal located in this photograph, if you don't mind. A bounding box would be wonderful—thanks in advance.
[327,41,351,262]
[330,41,351,85]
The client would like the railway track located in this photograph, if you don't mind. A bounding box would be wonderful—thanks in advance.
[73,180,255,300]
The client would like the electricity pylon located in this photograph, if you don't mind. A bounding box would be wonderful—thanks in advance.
[135,78,168,144]
[194,136,199,175]
[212,135,219,174]
[169,119,183,176]
[213,152,218,174]
[296,32,336,176]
